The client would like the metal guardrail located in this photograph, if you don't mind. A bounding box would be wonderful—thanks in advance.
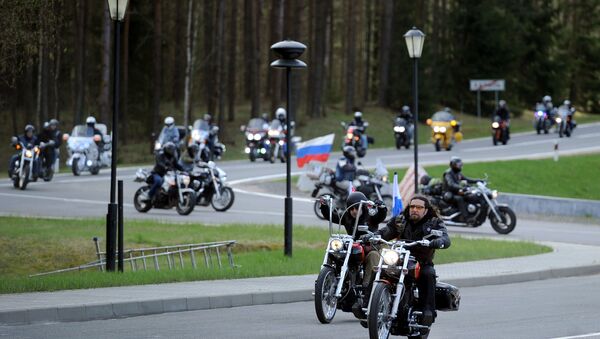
[30,238,237,277]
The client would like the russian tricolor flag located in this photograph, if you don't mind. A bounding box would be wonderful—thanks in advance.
[392,172,403,217]
[295,134,335,168]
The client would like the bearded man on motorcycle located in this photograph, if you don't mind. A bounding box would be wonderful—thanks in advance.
[361,194,451,326]
[141,142,185,201]
[443,156,483,224]
[8,125,40,178]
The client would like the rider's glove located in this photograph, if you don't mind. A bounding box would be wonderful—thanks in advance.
[359,233,374,243]
[319,195,330,206]
[374,199,385,207]
[419,239,431,248]
[429,239,445,249]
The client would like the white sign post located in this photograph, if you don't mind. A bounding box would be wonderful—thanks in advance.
[470,79,506,119]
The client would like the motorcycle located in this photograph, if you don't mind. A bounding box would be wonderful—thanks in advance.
[266,119,287,163]
[393,117,412,150]
[491,116,509,146]
[133,169,196,215]
[426,180,517,234]
[341,122,368,158]
[311,167,350,220]
[555,105,575,138]
[38,140,57,181]
[314,198,375,324]
[533,103,551,135]
[366,232,460,339]
[426,111,462,152]
[63,124,112,176]
[9,138,41,190]
[154,125,188,154]
[240,118,270,162]
[189,160,235,212]
[189,119,226,162]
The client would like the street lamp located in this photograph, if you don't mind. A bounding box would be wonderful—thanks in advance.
[404,27,425,194]
[270,40,306,257]
[106,0,129,272]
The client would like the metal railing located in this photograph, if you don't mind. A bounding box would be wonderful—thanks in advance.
[30,238,237,277]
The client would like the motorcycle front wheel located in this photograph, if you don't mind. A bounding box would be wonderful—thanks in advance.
[211,186,235,212]
[133,187,153,213]
[43,167,54,182]
[434,139,441,152]
[368,282,394,339]
[176,191,197,215]
[19,164,30,190]
[72,159,81,176]
[314,266,338,324]
[489,206,517,234]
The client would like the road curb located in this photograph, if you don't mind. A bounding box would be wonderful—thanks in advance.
[3,262,600,326]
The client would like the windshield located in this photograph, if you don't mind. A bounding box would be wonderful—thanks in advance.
[247,118,268,130]
[431,111,455,122]
[71,125,88,137]
[535,103,546,111]
[193,120,210,131]
[269,119,282,129]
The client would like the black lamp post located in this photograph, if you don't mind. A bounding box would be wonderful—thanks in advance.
[404,27,425,194]
[106,0,129,272]
[270,40,306,257]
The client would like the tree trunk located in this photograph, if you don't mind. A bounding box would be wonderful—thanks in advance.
[243,0,253,101]
[172,0,184,108]
[215,0,226,131]
[364,0,373,103]
[307,0,327,118]
[377,0,394,107]
[227,1,238,122]
[152,0,162,135]
[204,0,216,115]
[99,1,111,125]
[36,25,44,127]
[249,0,261,117]
[345,0,357,115]
[74,0,86,124]
[269,0,284,113]
[183,0,199,128]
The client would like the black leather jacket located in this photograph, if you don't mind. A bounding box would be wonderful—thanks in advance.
[320,203,387,239]
[375,214,451,265]
[443,168,479,194]
[152,151,184,176]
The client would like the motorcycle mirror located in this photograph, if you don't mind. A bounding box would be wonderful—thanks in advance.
[291,136,302,143]
[364,122,369,127]
[103,135,112,143]
[62,133,69,141]
[240,125,246,132]
[10,136,18,145]
[188,125,193,131]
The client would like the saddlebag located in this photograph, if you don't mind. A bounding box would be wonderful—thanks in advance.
[435,282,460,311]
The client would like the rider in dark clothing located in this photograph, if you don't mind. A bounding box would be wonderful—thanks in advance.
[398,105,414,123]
[319,191,387,239]
[9,125,40,178]
[37,119,62,171]
[494,100,511,139]
[144,142,184,201]
[442,156,482,223]
[361,194,451,326]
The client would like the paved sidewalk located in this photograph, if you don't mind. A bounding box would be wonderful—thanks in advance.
[2,241,600,326]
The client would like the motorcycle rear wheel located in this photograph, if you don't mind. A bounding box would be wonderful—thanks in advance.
[176,191,197,215]
[90,166,100,175]
[489,206,517,234]
[368,282,393,339]
[72,160,81,176]
[43,168,54,182]
[133,187,153,213]
[434,139,441,152]
[211,186,235,212]
[314,266,338,324]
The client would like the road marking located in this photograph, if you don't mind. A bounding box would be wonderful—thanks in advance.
[229,172,304,185]
[0,192,134,207]
[232,187,314,203]
[551,332,600,339]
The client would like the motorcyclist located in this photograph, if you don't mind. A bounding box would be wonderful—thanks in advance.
[442,156,483,223]
[398,105,413,123]
[563,100,576,128]
[37,119,62,172]
[202,113,220,156]
[335,146,358,195]
[349,111,368,149]
[419,174,443,196]
[85,116,105,159]
[161,116,180,145]
[494,100,511,138]
[360,194,451,326]
[8,125,40,178]
[319,191,387,238]
[275,107,287,126]
[142,142,185,201]
[542,95,555,119]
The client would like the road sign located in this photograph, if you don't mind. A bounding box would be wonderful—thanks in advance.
[470,79,505,91]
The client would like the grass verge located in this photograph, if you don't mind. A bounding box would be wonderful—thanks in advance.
[0,216,551,294]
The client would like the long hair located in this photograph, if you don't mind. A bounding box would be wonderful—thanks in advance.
[401,194,440,220]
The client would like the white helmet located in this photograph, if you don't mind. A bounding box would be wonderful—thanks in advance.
[563,99,571,106]
[164,116,175,126]
[275,107,286,120]
[86,116,96,124]
[543,95,552,103]
[354,111,363,119]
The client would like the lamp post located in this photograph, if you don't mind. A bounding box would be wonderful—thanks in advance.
[106,0,129,272]
[404,27,425,195]
[270,40,306,257]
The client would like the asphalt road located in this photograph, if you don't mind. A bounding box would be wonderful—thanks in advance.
[0,123,599,226]
[3,274,599,339]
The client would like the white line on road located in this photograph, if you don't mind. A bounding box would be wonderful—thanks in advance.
[232,187,314,203]
[551,332,600,339]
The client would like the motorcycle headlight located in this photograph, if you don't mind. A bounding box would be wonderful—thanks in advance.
[182,175,190,186]
[536,111,544,117]
[393,126,402,132]
[330,239,344,251]
[399,126,406,132]
[440,127,447,133]
[254,134,262,141]
[192,130,201,141]
[492,190,498,199]
[244,147,250,153]
[154,142,161,150]
[433,126,440,133]
[246,133,254,141]
[346,133,353,139]
[556,117,562,123]
[491,122,499,129]
[382,249,399,265]
[268,130,278,137]
[25,150,33,158]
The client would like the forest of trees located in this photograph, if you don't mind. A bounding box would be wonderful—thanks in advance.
[1,0,599,145]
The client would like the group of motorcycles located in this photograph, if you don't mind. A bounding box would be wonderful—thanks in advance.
[314,198,460,339]
[533,103,576,137]
[240,118,300,163]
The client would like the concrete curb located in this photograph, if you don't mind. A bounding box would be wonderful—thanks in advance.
[499,193,600,219]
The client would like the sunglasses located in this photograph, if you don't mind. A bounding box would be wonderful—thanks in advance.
[409,205,426,210]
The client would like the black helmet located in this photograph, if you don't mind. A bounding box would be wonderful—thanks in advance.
[163,142,177,156]
[49,119,59,127]
[187,143,199,157]
[420,174,431,186]
[342,145,356,160]
[450,156,463,172]
[346,191,367,209]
